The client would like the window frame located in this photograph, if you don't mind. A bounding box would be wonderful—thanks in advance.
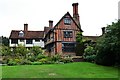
[64,18,71,25]
[26,39,33,44]
[11,39,18,44]
[63,31,73,38]
[62,43,75,52]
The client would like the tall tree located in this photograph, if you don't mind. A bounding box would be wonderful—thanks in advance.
[95,20,120,66]
[0,36,9,46]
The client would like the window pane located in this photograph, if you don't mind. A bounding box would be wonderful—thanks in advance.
[11,39,18,44]
[26,39,32,44]
[63,31,73,38]
[64,18,71,25]
[35,39,40,42]
[62,43,75,52]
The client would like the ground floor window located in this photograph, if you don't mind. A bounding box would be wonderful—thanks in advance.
[62,43,75,52]
[11,39,18,44]
[26,39,33,44]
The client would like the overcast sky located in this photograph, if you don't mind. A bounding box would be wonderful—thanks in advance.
[0,0,119,37]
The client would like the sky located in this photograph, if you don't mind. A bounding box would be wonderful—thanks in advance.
[0,0,119,37]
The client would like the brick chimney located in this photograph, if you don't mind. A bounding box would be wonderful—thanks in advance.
[49,20,53,28]
[72,3,79,21]
[24,23,28,32]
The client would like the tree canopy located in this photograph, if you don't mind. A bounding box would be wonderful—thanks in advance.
[95,20,120,66]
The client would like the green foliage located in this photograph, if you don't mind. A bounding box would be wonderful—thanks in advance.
[84,46,95,56]
[30,46,43,56]
[60,57,73,63]
[0,36,9,46]
[39,58,48,64]
[1,46,11,56]
[7,59,17,66]
[19,59,31,65]
[36,54,47,60]
[95,20,120,66]
[15,45,28,57]
[76,32,83,43]
[84,55,96,62]
[76,32,86,56]
[83,46,96,62]
[51,54,61,62]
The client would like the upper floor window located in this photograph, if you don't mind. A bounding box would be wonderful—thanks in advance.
[63,31,73,38]
[11,39,18,44]
[64,18,71,25]
[19,31,24,37]
[26,39,32,44]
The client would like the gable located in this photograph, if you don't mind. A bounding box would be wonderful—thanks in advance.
[54,12,83,31]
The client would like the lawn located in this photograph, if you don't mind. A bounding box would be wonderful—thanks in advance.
[2,62,119,78]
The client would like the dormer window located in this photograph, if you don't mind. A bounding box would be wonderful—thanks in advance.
[64,18,71,25]
[19,31,24,37]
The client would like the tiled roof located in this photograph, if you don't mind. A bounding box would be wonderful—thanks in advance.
[9,30,44,39]
[83,36,99,42]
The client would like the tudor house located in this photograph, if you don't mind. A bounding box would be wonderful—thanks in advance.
[44,3,83,56]
[9,3,100,56]
[9,24,44,48]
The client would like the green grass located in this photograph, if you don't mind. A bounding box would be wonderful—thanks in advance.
[2,62,118,78]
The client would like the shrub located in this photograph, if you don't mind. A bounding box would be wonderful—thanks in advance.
[51,54,61,62]
[39,58,48,64]
[7,59,17,66]
[26,53,36,62]
[37,54,47,60]
[20,59,31,65]
[84,55,96,62]
[83,46,96,62]
[15,45,28,57]
[1,46,11,56]
[60,57,73,63]
[14,58,21,64]
[30,46,43,56]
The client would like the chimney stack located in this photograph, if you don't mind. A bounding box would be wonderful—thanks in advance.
[24,23,28,31]
[72,3,79,21]
[102,27,105,35]
[49,20,53,28]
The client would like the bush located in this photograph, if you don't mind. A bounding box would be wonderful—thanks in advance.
[7,59,17,66]
[39,58,48,64]
[51,54,61,62]
[84,55,96,62]
[26,53,36,62]
[15,45,28,57]
[83,46,96,62]
[36,54,47,60]
[19,59,31,65]
[30,46,43,56]
[60,57,73,63]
